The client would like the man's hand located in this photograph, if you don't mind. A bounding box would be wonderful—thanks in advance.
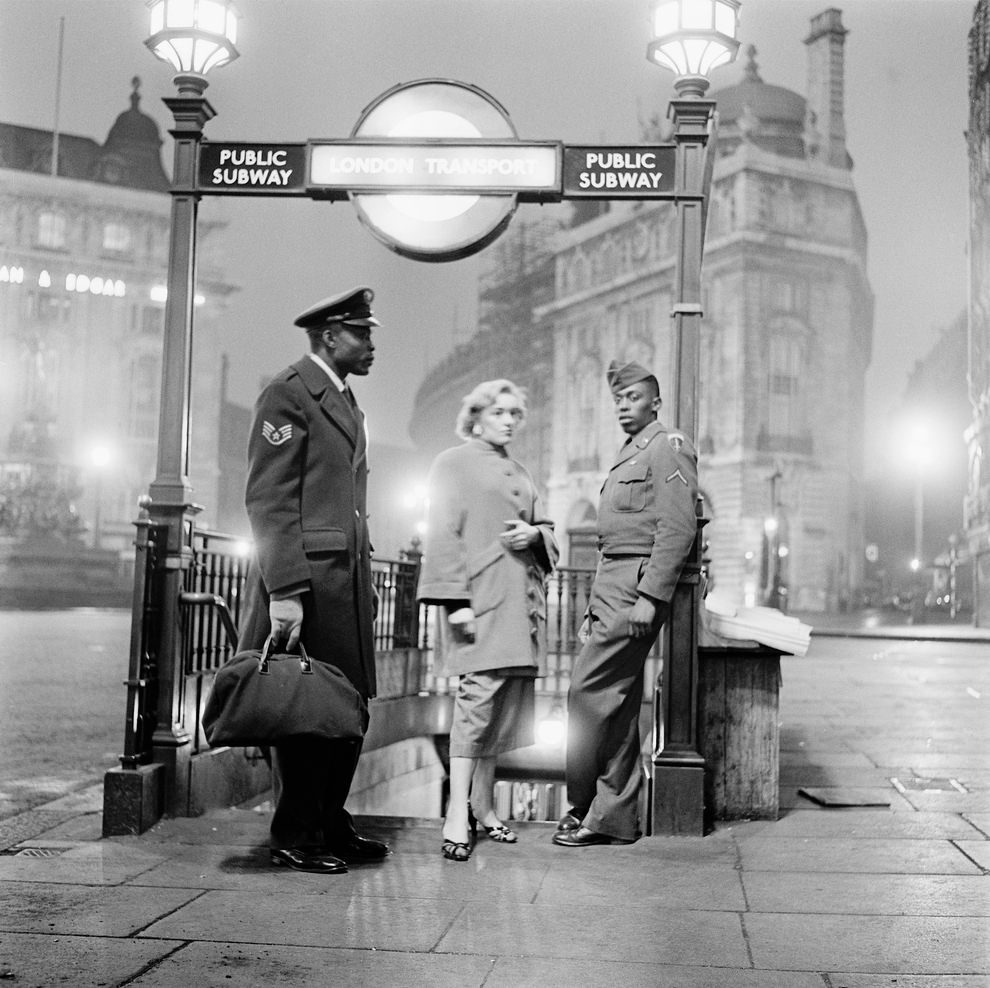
[577,615,591,644]
[269,595,304,650]
[628,596,664,638]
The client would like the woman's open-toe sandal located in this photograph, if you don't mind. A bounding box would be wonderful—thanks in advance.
[441,838,473,862]
[483,823,518,843]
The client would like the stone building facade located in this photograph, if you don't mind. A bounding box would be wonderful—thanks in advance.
[409,9,872,612]
[0,80,233,571]
[965,0,990,625]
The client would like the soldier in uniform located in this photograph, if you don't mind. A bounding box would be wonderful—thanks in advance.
[239,286,390,874]
[553,360,699,847]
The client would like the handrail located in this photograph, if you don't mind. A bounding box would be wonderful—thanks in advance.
[179,591,239,650]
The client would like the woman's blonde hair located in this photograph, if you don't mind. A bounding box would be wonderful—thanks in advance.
[454,379,527,439]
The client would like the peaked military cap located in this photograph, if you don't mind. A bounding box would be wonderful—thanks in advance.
[293,286,381,329]
[606,359,658,394]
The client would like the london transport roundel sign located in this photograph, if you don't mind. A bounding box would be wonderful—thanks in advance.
[345,79,523,262]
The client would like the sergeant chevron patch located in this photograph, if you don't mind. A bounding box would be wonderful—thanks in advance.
[262,420,292,446]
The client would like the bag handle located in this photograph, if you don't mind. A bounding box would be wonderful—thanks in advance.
[258,637,313,676]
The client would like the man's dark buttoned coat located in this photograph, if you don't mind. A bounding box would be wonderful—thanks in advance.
[240,356,376,700]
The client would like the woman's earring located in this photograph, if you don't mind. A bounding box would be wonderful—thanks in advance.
[471,424,482,436]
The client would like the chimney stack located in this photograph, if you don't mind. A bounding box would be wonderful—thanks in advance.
[804,8,849,168]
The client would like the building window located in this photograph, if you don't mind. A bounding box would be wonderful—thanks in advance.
[769,276,808,317]
[103,222,131,252]
[567,353,599,472]
[37,211,67,249]
[24,290,69,323]
[767,334,802,439]
[128,355,160,440]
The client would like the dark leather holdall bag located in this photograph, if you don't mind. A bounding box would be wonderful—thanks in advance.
[203,638,367,747]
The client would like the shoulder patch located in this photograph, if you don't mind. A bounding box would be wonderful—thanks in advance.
[668,432,686,452]
[262,420,293,446]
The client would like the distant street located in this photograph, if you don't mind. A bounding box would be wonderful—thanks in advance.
[0,608,131,819]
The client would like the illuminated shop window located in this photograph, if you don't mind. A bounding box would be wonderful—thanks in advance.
[37,211,67,248]
[103,222,131,252]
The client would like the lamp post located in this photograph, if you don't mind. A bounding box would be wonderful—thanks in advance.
[136,0,238,805]
[647,0,740,835]
[903,417,933,621]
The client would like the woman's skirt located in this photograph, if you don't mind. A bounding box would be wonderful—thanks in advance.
[449,670,536,758]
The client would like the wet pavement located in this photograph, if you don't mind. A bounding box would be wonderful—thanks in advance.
[0,613,987,986]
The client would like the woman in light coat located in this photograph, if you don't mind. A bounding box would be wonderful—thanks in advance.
[417,379,559,861]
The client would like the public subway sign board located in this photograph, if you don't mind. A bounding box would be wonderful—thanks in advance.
[195,140,679,201]
[562,145,676,198]
[197,143,308,195]
[307,141,560,198]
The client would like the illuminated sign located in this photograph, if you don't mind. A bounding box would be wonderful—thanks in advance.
[562,145,676,198]
[198,143,307,194]
[342,79,531,262]
[309,141,559,195]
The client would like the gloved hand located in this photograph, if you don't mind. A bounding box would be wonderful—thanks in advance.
[448,606,477,643]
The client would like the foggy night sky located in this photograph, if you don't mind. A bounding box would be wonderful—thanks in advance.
[0,0,974,476]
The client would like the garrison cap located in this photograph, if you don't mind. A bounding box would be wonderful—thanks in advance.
[606,359,658,394]
[293,286,381,330]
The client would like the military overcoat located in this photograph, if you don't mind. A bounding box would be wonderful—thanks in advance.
[239,356,377,699]
[416,439,559,678]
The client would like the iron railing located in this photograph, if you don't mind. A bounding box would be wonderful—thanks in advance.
[117,521,606,769]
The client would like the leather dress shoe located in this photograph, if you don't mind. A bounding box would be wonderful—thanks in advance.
[555,811,584,834]
[552,826,634,847]
[329,832,390,861]
[271,847,347,874]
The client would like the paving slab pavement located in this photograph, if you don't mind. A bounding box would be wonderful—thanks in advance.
[0,627,988,987]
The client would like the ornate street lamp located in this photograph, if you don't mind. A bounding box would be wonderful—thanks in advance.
[648,0,740,97]
[145,0,239,92]
[104,0,239,835]
[647,0,740,835]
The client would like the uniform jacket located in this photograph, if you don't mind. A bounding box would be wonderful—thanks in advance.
[597,419,699,602]
[416,439,559,678]
[239,355,377,699]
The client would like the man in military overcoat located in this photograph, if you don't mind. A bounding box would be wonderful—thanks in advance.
[239,286,389,874]
[553,360,699,847]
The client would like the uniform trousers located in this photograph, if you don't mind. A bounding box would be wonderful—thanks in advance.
[270,737,363,851]
[565,556,662,842]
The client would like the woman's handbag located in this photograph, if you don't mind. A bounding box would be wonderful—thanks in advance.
[202,638,367,747]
